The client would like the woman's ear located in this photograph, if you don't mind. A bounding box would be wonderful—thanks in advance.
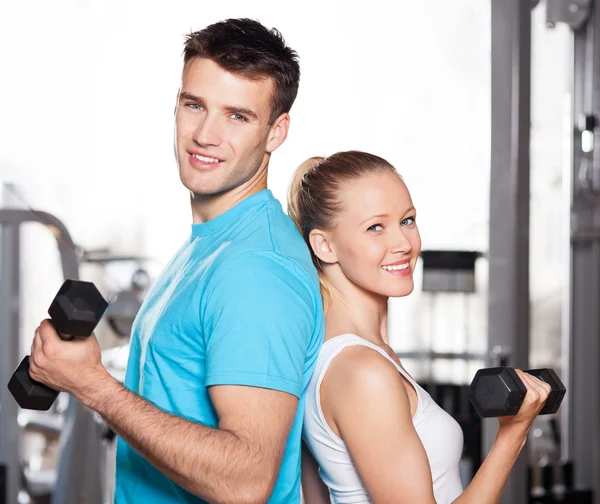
[309,229,338,265]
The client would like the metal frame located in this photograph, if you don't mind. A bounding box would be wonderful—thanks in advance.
[0,208,79,504]
[488,1,532,502]
[491,1,600,501]
[566,0,600,499]
[547,0,592,30]
[1,217,22,504]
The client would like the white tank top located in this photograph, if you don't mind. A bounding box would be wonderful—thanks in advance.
[303,334,464,504]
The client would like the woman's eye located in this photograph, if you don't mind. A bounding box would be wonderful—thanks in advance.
[401,216,416,226]
[367,224,383,232]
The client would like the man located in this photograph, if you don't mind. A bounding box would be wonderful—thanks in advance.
[29,18,324,504]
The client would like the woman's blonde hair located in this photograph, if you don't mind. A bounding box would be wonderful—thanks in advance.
[288,150,399,307]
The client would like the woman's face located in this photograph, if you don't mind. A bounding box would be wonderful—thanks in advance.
[327,170,421,298]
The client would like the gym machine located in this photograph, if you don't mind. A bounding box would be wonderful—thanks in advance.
[0,209,108,504]
[490,0,600,501]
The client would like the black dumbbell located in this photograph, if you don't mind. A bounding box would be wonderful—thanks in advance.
[8,279,108,411]
[468,367,566,418]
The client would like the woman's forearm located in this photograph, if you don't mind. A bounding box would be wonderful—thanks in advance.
[453,426,528,504]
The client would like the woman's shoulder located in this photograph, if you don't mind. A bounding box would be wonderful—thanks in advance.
[322,338,404,396]
[320,339,415,437]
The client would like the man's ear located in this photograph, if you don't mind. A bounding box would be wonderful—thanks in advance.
[266,113,290,153]
[309,229,338,265]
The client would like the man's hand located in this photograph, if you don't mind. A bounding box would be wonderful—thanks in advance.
[29,318,112,404]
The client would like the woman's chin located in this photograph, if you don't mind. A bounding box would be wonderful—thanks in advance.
[385,282,415,299]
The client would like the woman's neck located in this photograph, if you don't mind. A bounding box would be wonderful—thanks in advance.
[323,275,389,347]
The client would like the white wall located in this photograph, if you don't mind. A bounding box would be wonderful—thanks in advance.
[0,0,569,374]
[0,0,491,255]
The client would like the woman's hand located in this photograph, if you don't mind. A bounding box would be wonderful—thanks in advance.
[455,369,552,504]
[497,369,552,438]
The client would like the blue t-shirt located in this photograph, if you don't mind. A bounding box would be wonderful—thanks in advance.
[114,190,324,503]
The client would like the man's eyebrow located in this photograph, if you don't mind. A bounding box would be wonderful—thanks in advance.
[179,91,203,103]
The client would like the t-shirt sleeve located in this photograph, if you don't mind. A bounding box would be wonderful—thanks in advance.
[202,250,317,398]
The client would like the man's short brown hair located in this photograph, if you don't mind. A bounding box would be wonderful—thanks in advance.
[184,18,301,124]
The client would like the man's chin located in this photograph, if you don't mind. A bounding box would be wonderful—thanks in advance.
[179,171,216,196]
[185,185,218,198]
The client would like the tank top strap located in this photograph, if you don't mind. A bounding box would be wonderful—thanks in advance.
[320,334,418,387]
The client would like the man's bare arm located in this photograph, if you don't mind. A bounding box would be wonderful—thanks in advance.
[78,372,297,504]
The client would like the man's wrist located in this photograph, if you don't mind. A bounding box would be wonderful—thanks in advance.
[75,367,122,411]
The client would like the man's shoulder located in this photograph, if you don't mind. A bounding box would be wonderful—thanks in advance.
[238,196,307,251]
[212,245,317,292]
[214,200,319,286]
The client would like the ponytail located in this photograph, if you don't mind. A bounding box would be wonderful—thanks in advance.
[287,156,324,237]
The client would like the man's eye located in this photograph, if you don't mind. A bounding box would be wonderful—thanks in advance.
[231,114,247,122]
[187,103,204,110]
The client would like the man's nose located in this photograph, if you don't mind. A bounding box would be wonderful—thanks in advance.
[192,114,222,147]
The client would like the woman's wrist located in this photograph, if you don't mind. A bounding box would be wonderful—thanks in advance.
[496,422,529,451]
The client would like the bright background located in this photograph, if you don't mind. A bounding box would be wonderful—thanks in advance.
[0,0,570,380]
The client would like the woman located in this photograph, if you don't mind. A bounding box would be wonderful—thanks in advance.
[287,151,551,503]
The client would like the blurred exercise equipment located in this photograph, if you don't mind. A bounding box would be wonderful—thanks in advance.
[0,204,150,504]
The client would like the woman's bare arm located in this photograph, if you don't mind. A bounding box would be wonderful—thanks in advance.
[324,347,437,503]
[301,441,331,504]
[324,348,550,504]
[453,370,551,504]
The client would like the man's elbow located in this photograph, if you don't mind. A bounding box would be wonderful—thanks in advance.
[211,488,272,504]
[237,484,275,504]
[211,473,277,504]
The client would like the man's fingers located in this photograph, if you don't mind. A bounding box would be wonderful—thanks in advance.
[38,319,57,341]
[33,328,43,351]
[30,328,45,367]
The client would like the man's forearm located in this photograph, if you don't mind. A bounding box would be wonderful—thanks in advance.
[80,373,266,504]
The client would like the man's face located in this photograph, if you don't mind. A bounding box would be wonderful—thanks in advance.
[175,57,283,196]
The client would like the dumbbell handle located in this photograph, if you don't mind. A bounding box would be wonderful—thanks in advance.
[53,324,75,340]
[12,316,78,399]
[524,368,566,416]
[15,318,73,396]
[19,309,87,390]
[468,367,566,418]
[8,279,108,410]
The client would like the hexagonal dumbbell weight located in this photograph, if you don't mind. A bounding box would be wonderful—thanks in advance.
[468,367,566,418]
[8,280,108,411]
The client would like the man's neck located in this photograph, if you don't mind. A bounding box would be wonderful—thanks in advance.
[190,167,268,224]
[190,184,266,224]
